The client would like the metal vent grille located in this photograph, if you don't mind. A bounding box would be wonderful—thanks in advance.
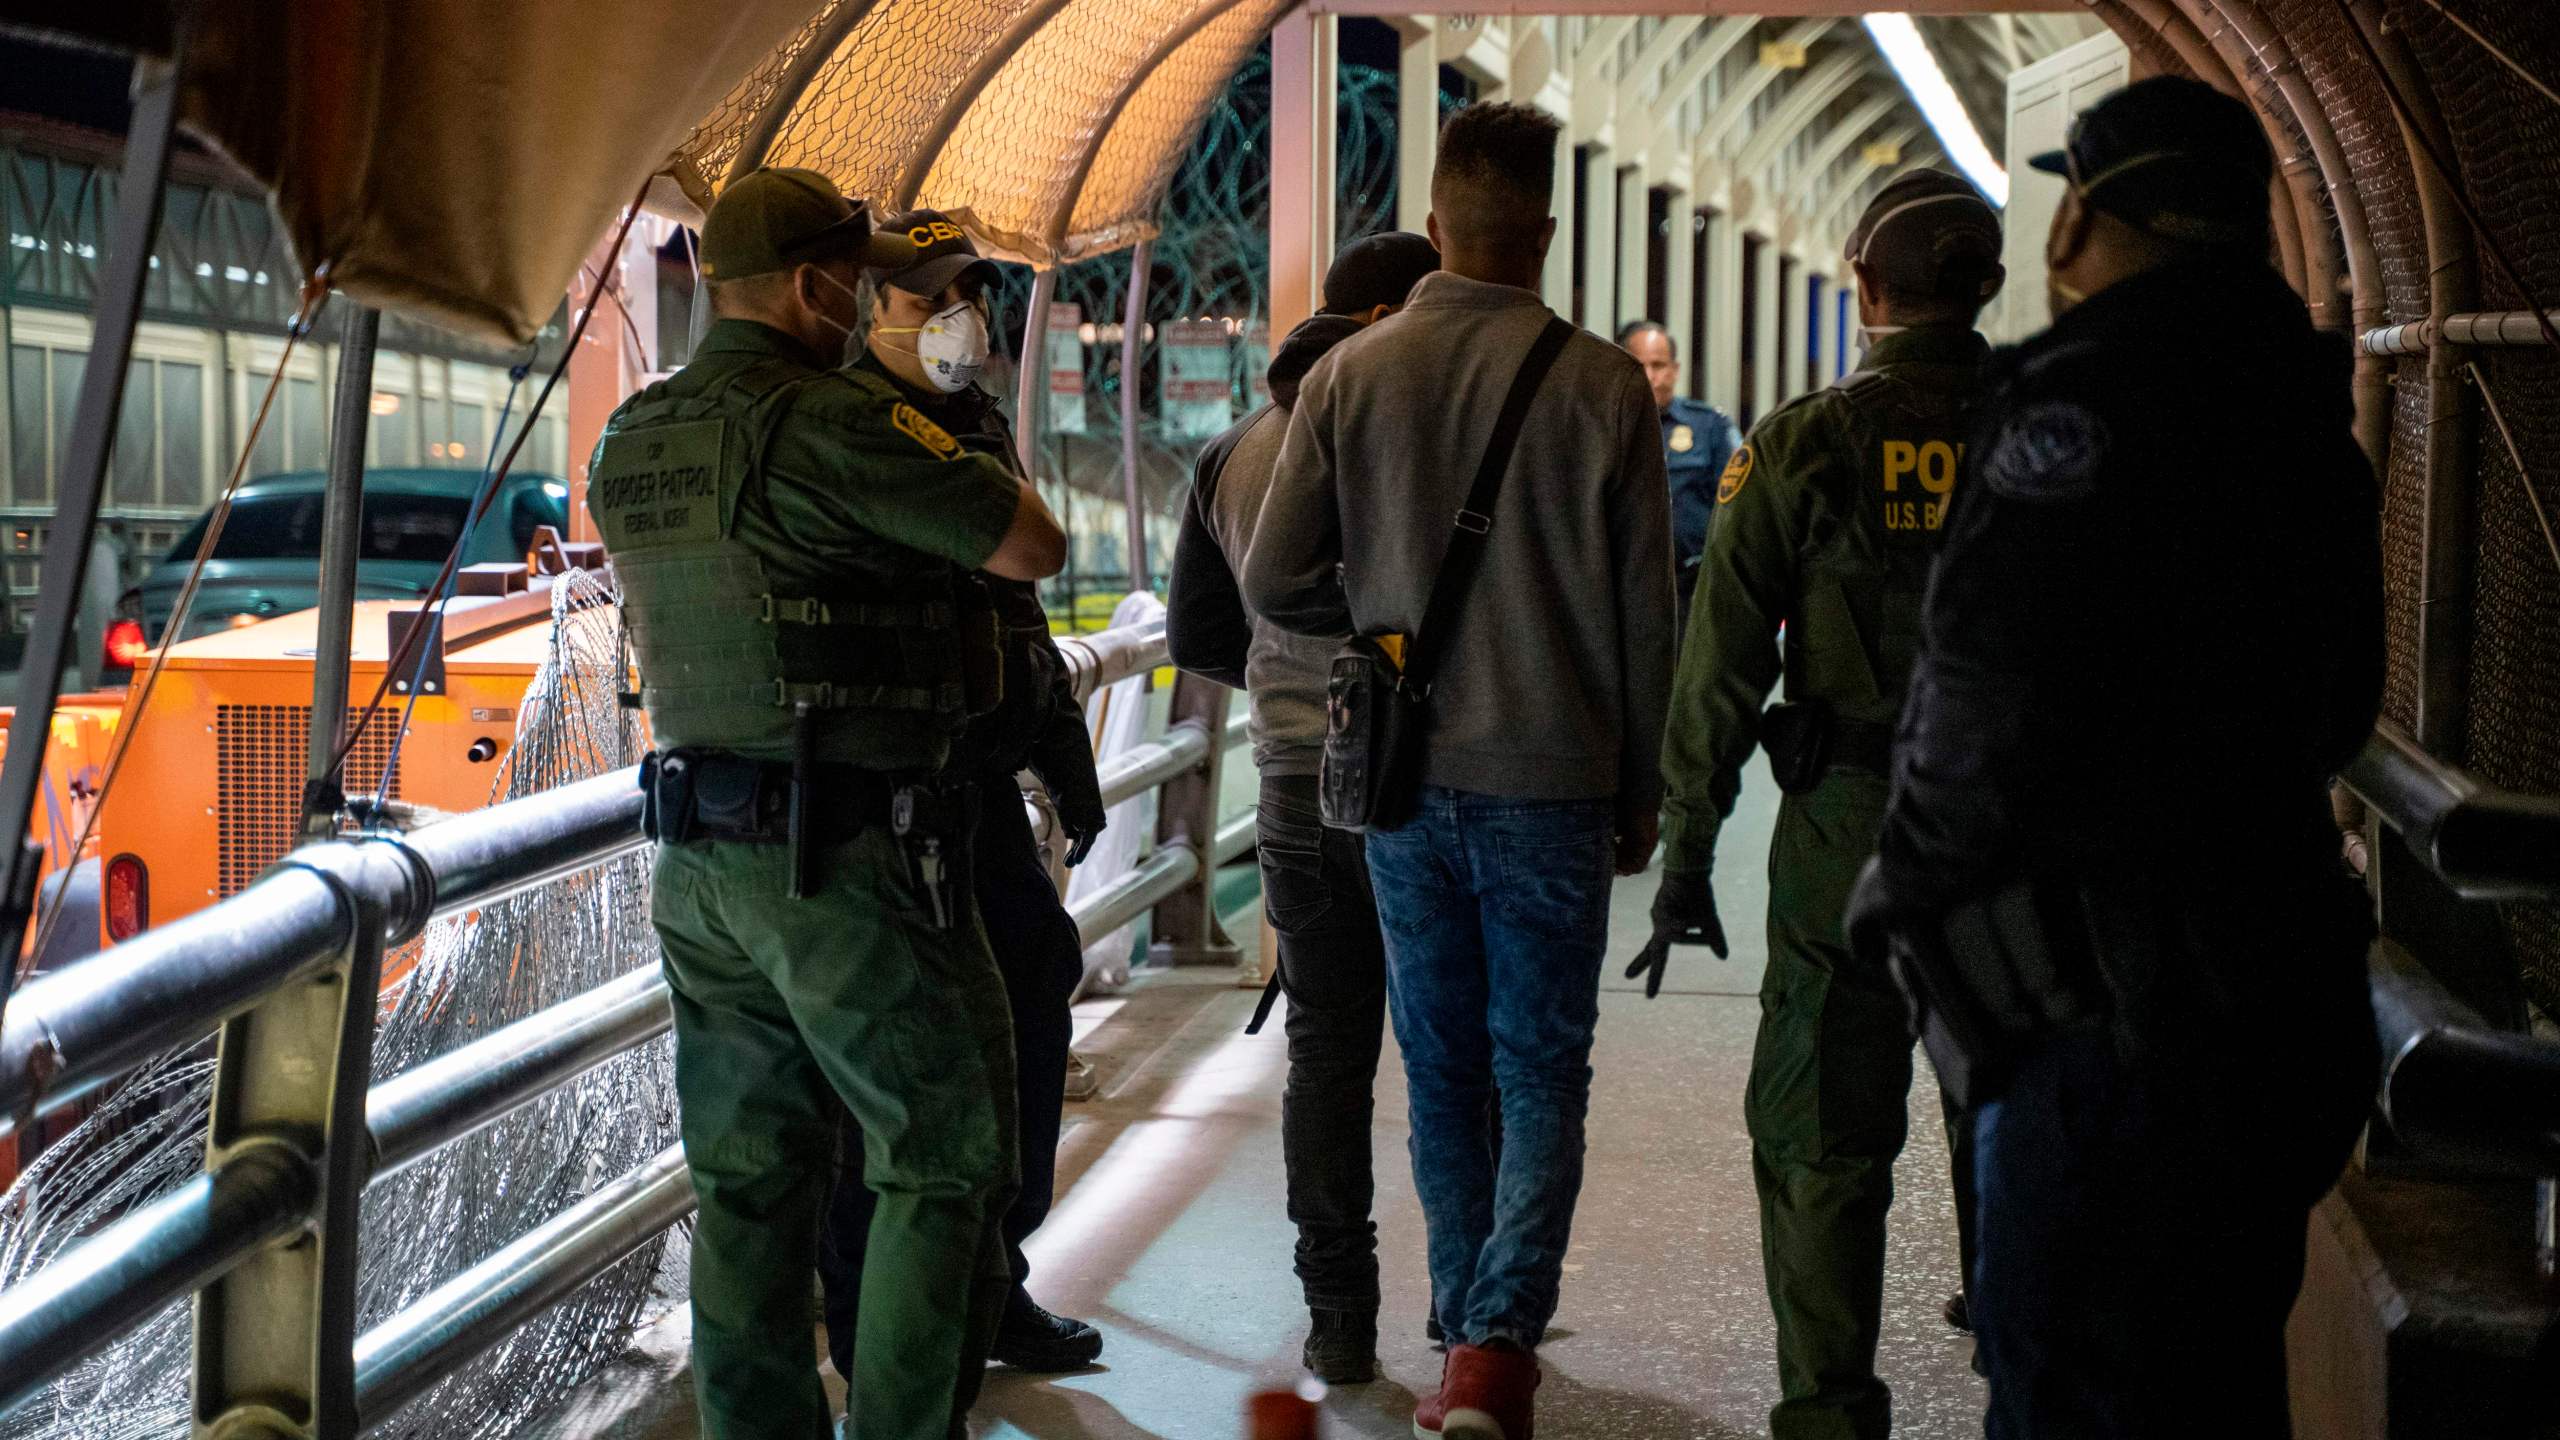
[215,707,402,897]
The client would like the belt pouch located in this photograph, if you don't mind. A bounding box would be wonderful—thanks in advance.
[690,757,767,837]
[1761,700,1836,795]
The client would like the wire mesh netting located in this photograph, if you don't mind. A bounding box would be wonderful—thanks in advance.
[0,567,677,1439]
[2398,0,2560,1019]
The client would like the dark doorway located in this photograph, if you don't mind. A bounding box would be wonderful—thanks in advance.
[1689,210,1714,402]
[1572,145,1600,327]
[1806,273,1825,392]
[1738,232,1764,429]
[1646,187,1673,327]
[1776,255,1798,404]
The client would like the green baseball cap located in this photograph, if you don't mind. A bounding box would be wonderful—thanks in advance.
[698,167,916,281]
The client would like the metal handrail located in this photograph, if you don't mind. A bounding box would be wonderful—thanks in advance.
[2369,939,2560,1179]
[0,616,1256,1431]
[2342,720,2560,902]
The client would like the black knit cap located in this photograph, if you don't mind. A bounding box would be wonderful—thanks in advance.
[1843,169,2002,299]
[2030,75,2274,249]
[1320,232,1440,315]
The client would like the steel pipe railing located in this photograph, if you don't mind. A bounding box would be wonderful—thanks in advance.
[2360,310,2560,356]
[0,1141,315,1417]
[1056,617,1166,703]
[1097,719,1213,810]
[2370,940,2560,1181]
[2341,721,2560,902]
[0,864,351,1141]
[352,1144,695,1426]
[366,966,674,1183]
[0,615,1266,1428]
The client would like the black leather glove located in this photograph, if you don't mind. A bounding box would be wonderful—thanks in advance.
[1057,801,1107,869]
[1625,865,1728,998]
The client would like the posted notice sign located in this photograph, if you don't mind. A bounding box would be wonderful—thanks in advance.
[1160,319,1234,441]
[1047,303,1087,435]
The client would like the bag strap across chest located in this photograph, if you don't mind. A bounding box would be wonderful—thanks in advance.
[1402,315,1577,695]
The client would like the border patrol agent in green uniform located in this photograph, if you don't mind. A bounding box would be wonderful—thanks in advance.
[586,168,1067,1440]
[1631,171,2004,1440]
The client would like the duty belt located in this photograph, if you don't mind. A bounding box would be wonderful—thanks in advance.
[1829,718,1895,775]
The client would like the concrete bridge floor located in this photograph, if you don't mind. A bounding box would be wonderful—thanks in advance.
[535,761,1987,1439]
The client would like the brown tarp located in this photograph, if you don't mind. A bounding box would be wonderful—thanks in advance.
[173,0,824,346]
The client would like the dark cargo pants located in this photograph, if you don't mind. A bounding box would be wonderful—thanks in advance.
[1748,772,1976,1440]
[653,825,1018,1440]
[1257,772,1390,1313]
[822,781,1082,1374]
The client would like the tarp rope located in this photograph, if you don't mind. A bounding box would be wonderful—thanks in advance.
[323,179,651,790]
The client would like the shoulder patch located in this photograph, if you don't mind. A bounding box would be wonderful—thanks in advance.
[891,402,964,461]
[1716,445,1754,504]
[1983,401,2109,503]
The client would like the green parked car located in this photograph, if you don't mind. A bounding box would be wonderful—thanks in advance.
[110,467,570,674]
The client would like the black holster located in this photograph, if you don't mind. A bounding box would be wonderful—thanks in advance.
[1761,700,1835,795]
[1888,879,2118,1110]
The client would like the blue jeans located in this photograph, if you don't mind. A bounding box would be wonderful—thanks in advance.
[1365,785,1617,1350]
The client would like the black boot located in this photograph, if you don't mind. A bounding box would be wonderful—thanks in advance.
[1942,1290,1973,1333]
[1302,1308,1378,1385]
[989,1289,1104,1371]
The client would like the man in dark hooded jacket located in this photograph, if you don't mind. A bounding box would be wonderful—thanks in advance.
[1165,230,1438,1385]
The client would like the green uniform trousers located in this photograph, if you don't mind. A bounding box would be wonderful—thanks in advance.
[652,827,1018,1440]
[1747,772,1976,1440]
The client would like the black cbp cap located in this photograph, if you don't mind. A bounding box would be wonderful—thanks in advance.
[878,209,1001,299]
[2030,75,2274,250]
[1321,231,1440,315]
[698,167,913,281]
[1843,169,2002,299]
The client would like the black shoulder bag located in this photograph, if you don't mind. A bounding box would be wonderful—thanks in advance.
[1319,316,1576,832]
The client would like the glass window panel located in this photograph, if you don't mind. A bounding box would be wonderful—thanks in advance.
[250,364,287,479]
[113,360,155,507]
[9,346,47,506]
[372,393,415,468]
[451,402,486,467]
[289,377,324,469]
[51,349,86,499]
[162,363,204,508]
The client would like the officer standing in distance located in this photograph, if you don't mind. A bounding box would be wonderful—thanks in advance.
[1849,78,2381,1436]
[819,208,1111,1376]
[586,168,1066,1440]
[1636,170,2001,1440]
[1616,319,1738,633]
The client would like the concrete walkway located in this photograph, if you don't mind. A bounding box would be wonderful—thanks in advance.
[540,761,1987,1439]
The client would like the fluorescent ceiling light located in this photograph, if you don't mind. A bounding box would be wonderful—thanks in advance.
[1862,14,2009,206]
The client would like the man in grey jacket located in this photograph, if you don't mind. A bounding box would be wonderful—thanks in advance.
[1241,102,1676,1440]
[1166,230,1441,1387]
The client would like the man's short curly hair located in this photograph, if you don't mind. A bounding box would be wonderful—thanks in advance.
[1432,102,1561,247]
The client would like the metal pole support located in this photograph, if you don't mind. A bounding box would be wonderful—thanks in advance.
[0,51,182,1006]
[1145,670,1238,968]
[193,842,419,1440]
[1118,241,1153,594]
[304,306,381,838]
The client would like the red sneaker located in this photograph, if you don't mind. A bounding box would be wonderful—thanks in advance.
[1440,1342,1540,1440]
[1411,1351,1451,1438]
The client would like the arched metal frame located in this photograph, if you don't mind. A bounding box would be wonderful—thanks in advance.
[724,0,884,183]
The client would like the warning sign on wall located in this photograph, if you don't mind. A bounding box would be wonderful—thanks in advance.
[1047,304,1087,436]
[1160,319,1235,442]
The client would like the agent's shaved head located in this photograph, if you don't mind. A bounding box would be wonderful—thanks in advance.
[1428,102,1561,287]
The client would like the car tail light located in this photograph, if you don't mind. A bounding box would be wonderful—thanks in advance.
[103,618,146,670]
[104,853,148,941]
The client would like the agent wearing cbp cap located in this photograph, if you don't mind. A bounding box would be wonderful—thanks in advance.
[1849,76,2381,1437]
[1643,167,2002,1440]
[588,165,1068,1440]
[819,207,1117,1379]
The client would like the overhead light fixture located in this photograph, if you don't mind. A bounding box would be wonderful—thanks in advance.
[1861,14,2009,206]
